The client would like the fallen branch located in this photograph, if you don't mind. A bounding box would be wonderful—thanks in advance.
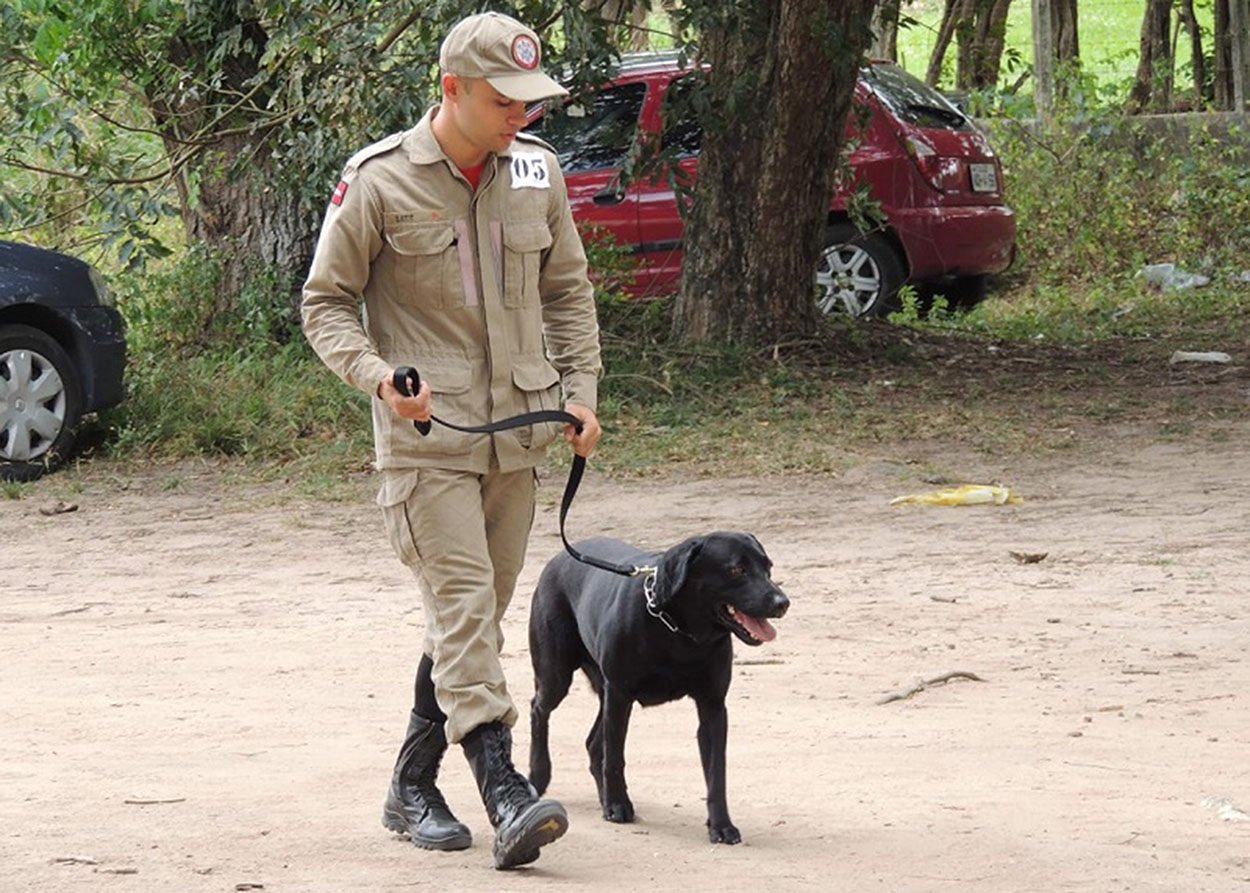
[876,671,985,705]
[124,797,186,805]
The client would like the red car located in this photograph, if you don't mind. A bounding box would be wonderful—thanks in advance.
[524,53,1016,317]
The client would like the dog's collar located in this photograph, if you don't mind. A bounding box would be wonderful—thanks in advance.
[642,571,697,640]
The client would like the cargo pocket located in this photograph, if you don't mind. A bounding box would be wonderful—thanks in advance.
[512,354,562,450]
[379,475,423,569]
[384,223,462,309]
[502,221,552,308]
[417,360,476,455]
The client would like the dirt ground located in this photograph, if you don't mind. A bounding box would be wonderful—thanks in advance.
[4,408,1250,891]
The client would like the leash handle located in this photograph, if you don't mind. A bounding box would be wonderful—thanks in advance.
[392,366,431,435]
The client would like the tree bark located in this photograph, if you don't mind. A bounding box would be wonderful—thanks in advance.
[955,0,1013,89]
[1177,0,1206,108]
[673,0,876,345]
[871,0,901,61]
[1215,0,1234,109]
[927,0,961,85]
[931,0,1014,90]
[1053,0,1079,65]
[1129,0,1175,112]
[147,8,316,338]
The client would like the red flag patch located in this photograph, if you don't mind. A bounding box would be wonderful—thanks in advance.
[330,180,349,205]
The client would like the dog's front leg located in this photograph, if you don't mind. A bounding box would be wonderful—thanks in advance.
[695,697,740,844]
[598,684,635,823]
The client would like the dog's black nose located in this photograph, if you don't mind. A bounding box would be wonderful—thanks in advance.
[770,589,790,618]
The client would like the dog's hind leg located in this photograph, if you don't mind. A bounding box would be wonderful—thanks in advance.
[528,592,583,796]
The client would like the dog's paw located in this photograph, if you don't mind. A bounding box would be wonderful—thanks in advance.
[707,821,741,845]
[602,799,635,823]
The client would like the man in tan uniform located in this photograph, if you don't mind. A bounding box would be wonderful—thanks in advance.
[302,11,601,870]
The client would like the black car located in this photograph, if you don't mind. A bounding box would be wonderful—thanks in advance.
[1,240,127,481]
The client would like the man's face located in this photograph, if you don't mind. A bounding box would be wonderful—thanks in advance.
[447,76,530,157]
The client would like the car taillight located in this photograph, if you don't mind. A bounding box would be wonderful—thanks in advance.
[904,135,966,193]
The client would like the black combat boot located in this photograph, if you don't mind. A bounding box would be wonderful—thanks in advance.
[462,721,568,869]
[381,711,472,850]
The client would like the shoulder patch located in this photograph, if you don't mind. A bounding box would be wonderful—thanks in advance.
[343,131,405,175]
[513,131,557,155]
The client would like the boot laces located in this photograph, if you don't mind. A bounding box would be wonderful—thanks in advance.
[413,750,453,815]
[486,736,534,812]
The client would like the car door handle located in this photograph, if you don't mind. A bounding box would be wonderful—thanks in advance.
[593,183,626,206]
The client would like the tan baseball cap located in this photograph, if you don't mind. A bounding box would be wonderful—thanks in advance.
[440,12,568,102]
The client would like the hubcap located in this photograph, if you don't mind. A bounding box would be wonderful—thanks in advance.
[814,243,882,317]
[1,349,67,461]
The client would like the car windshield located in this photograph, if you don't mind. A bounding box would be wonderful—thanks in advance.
[523,82,647,172]
[862,64,972,131]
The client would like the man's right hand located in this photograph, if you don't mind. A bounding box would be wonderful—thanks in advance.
[378,374,432,424]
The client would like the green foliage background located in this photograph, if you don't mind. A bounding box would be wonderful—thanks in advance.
[2,1,1248,482]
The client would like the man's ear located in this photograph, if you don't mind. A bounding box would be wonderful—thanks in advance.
[651,537,704,610]
[441,72,462,102]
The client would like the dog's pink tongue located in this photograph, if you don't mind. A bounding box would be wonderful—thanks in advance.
[734,608,777,643]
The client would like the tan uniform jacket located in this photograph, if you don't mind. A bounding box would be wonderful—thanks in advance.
[301,107,601,484]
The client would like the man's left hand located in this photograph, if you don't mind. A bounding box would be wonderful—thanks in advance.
[562,403,601,458]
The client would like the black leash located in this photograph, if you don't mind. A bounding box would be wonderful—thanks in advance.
[393,366,655,579]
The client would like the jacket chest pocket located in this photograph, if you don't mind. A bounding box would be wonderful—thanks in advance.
[384,224,464,310]
[502,221,552,308]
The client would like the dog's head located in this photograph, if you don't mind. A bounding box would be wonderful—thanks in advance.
[650,532,789,646]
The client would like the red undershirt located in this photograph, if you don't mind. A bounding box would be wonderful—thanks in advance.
[459,160,486,191]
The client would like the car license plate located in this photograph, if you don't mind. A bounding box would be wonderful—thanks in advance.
[970,163,997,193]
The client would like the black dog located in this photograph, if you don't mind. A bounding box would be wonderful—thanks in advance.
[528,532,789,844]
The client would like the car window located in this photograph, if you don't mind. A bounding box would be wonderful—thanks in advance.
[862,64,972,131]
[523,82,647,172]
[660,76,702,157]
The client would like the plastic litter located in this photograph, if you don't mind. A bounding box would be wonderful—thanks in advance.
[1135,262,1210,291]
[1169,350,1232,365]
[1202,796,1250,822]
[890,484,1022,506]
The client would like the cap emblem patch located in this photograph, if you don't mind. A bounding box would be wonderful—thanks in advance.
[511,34,539,69]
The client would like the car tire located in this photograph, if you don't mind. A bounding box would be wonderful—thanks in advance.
[943,273,989,308]
[814,223,906,318]
[1,324,84,482]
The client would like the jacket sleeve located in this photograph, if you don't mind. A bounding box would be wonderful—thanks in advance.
[538,159,602,411]
[301,169,394,396]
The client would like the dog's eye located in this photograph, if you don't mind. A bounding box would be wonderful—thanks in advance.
[729,565,746,578]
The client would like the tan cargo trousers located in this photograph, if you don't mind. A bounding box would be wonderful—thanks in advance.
[380,466,536,744]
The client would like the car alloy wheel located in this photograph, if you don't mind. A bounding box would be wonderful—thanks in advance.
[814,224,905,318]
[0,324,83,481]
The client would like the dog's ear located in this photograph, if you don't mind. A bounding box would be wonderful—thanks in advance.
[651,537,704,610]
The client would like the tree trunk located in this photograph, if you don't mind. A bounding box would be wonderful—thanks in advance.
[1177,0,1206,108]
[932,0,1014,91]
[598,0,654,51]
[673,0,876,345]
[1053,0,1079,65]
[1215,0,1234,109]
[149,7,316,339]
[955,0,1013,89]
[1129,0,1175,112]
[871,0,901,61]
[927,0,961,85]
[1047,0,1079,100]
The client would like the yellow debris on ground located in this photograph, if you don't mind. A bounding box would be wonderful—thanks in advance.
[890,484,1022,506]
